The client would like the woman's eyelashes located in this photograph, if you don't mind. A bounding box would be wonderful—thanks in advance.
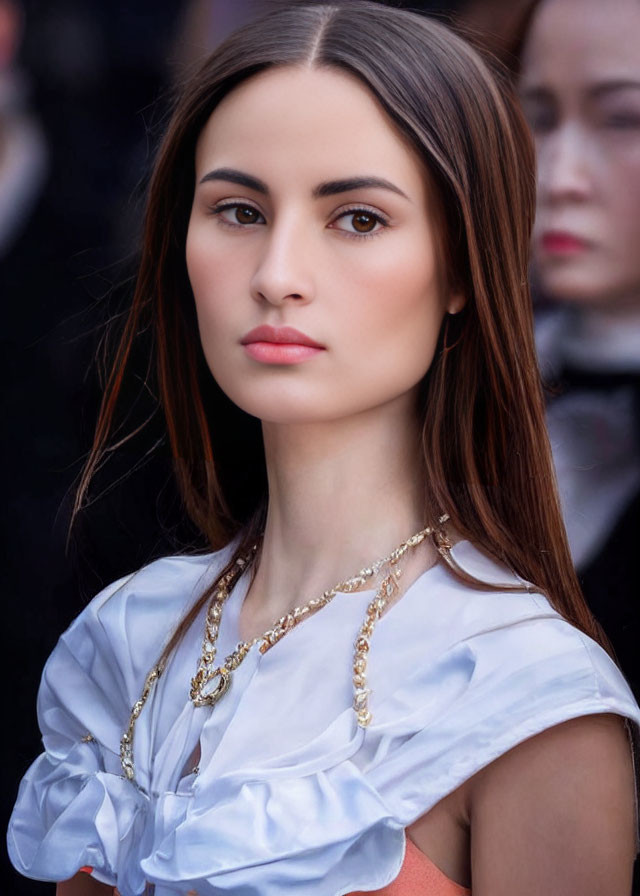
[523,100,640,135]
[211,202,266,227]
[328,205,389,238]
[598,109,640,131]
[208,201,390,239]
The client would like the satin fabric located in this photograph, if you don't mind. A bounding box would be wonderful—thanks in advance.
[8,541,640,895]
[81,837,471,895]
[81,836,471,895]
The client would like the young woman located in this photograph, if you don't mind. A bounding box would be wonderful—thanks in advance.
[8,4,639,894]
[518,0,640,697]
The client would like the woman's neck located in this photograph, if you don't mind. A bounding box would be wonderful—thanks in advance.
[241,396,434,631]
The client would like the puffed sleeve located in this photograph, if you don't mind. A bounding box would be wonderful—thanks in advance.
[363,613,640,825]
[8,572,144,886]
[7,552,220,891]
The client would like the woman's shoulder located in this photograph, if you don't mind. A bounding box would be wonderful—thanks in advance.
[380,539,638,717]
[38,543,237,728]
[363,539,640,824]
[64,542,235,647]
[377,539,593,666]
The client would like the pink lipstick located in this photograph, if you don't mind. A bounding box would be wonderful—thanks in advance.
[240,325,325,365]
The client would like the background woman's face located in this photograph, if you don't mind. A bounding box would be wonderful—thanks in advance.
[186,65,456,425]
[520,0,640,308]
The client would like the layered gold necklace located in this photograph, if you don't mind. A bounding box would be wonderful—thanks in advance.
[120,522,443,783]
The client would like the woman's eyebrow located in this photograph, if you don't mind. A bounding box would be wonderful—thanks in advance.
[519,85,553,103]
[312,177,409,200]
[199,168,409,200]
[520,80,640,102]
[199,168,268,193]
[587,79,640,99]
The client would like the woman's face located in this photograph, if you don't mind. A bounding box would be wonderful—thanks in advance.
[186,65,459,425]
[520,0,640,308]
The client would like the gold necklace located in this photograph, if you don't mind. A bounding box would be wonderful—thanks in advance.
[120,523,441,783]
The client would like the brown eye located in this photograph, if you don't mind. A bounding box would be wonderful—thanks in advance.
[352,212,377,233]
[235,206,260,224]
[331,208,387,237]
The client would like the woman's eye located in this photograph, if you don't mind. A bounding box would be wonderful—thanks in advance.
[332,209,387,236]
[528,113,557,134]
[523,106,558,134]
[213,203,265,226]
[602,113,640,131]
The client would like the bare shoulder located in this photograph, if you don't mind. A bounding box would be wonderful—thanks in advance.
[470,712,635,794]
[466,713,637,896]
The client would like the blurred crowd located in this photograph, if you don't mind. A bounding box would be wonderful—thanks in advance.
[516,0,640,705]
[3,1,639,892]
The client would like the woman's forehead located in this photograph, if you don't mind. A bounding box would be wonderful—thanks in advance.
[521,0,640,89]
[194,66,428,198]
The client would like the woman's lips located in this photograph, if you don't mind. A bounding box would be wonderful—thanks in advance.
[540,231,590,254]
[240,325,325,365]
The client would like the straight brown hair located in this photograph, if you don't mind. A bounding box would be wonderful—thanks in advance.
[74,1,605,651]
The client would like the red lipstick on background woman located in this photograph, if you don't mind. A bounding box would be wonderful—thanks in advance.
[540,231,590,254]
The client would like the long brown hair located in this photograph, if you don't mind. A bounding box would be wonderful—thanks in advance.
[75,1,604,648]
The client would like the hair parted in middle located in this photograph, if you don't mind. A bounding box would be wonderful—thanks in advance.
[76,1,604,651]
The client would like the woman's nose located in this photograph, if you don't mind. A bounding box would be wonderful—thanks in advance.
[537,124,594,206]
[249,218,315,307]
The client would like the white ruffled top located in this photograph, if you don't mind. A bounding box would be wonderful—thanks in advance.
[8,541,640,895]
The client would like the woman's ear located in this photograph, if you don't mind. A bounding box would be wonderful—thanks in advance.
[447,291,466,315]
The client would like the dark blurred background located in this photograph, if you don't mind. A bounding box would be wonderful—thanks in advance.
[2,2,185,892]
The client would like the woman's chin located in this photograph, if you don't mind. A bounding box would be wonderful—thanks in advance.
[537,269,627,308]
[222,393,341,426]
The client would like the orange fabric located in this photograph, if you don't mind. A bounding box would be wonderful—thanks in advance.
[348,838,471,895]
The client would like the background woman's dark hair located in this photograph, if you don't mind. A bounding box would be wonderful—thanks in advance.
[448,0,539,76]
[74,1,605,651]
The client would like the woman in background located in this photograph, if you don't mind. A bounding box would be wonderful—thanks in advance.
[519,0,640,697]
[8,4,639,894]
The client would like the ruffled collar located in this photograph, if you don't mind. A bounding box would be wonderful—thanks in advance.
[8,543,640,895]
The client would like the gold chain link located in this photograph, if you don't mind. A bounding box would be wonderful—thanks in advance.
[120,520,444,783]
